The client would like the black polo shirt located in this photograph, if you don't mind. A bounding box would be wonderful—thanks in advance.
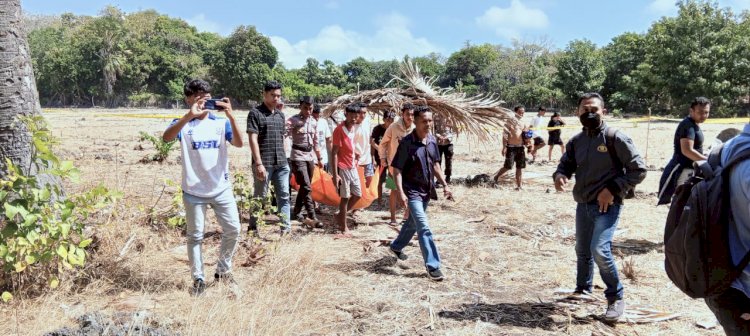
[672,116,704,166]
[247,104,287,168]
[391,131,440,202]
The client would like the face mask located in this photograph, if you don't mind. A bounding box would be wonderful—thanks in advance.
[579,112,601,129]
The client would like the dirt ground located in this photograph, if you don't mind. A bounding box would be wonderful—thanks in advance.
[1,107,745,336]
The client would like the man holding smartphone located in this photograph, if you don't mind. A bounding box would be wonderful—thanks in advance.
[162,79,243,296]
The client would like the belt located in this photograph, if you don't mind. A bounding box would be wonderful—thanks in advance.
[292,144,313,152]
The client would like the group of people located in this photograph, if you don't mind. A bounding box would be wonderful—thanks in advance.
[164,79,454,295]
[163,78,750,332]
[492,105,567,190]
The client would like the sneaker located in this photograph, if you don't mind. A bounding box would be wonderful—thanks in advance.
[214,272,236,285]
[389,247,408,261]
[604,299,625,322]
[191,278,206,296]
[428,268,444,281]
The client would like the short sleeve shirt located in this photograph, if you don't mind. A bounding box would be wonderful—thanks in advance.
[332,123,356,169]
[247,104,287,168]
[673,117,704,165]
[371,124,387,161]
[391,132,440,202]
[287,114,318,162]
[316,118,331,164]
[170,113,233,198]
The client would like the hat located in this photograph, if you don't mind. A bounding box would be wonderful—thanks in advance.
[384,111,397,119]
[300,96,314,104]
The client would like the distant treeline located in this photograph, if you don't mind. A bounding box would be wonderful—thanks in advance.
[25,1,750,116]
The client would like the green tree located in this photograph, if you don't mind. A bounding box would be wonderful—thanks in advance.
[209,25,278,103]
[554,39,606,106]
[601,32,648,111]
[442,43,500,91]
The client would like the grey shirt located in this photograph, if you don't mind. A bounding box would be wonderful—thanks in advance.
[554,123,647,204]
[721,123,750,296]
[287,114,319,162]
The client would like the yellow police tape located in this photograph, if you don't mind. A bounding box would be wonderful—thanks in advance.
[532,116,747,131]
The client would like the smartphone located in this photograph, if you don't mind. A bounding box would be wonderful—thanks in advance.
[204,98,225,110]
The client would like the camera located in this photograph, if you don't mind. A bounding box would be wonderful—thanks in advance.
[204,98,225,110]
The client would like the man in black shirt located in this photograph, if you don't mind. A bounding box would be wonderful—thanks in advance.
[247,80,292,235]
[657,97,710,205]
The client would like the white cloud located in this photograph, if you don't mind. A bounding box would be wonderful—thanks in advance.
[475,0,549,39]
[185,14,222,34]
[270,12,440,68]
[647,0,677,14]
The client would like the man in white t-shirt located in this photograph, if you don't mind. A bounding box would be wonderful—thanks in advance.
[354,104,374,188]
[529,107,548,162]
[163,79,244,296]
[313,104,332,172]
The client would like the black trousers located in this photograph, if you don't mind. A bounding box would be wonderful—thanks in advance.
[291,160,316,219]
[705,287,750,336]
[438,144,454,182]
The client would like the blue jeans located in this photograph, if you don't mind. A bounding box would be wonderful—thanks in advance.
[184,187,241,281]
[390,199,441,271]
[251,163,291,231]
[575,202,623,301]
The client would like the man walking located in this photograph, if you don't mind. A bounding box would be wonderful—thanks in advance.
[288,96,323,225]
[704,121,750,335]
[331,104,363,236]
[657,97,711,205]
[493,106,529,190]
[247,80,292,235]
[313,104,332,172]
[434,112,455,185]
[389,106,452,281]
[379,103,415,225]
[529,107,547,162]
[553,92,647,322]
[163,79,243,295]
[372,110,395,201]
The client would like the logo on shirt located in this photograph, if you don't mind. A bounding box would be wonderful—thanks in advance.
[192,140,221,150]
[186,129,193,136]
[597,145,608,153]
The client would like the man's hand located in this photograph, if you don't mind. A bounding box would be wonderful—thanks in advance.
[399,192,408,207]
[215,97,233,117]
[380,159,387,168]
[254,164,267,181]
[332,175,339,190]
[597,188,615,213]
[188,98,207,118]
[316,160,323,169]
[443,188,454,201]
[554,173,568,192]
[502,147,507,157]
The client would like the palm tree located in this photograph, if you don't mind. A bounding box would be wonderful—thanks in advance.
[0,0,44,179]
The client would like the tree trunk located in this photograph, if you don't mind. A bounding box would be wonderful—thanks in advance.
[0,0,42,179]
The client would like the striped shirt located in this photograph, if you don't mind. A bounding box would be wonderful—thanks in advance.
[247,104,287,168]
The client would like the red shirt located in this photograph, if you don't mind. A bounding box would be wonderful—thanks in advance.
[332,123,356,169]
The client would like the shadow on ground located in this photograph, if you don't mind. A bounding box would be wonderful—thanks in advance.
[438,301,593,331]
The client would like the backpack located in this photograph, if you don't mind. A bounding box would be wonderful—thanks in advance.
[663,143,750,298]
[604,128,636,199]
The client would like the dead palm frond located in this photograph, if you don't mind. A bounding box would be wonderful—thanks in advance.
[322,60,517,142]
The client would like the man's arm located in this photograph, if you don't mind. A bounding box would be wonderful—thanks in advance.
[217,98,242,148]
[331,144,340,186]
[680,138,707,161]
[553,138,577,191]
[379,126,392,165]
[607,134,647,196]
[164,99,205,142]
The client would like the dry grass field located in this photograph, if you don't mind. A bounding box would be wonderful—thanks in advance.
[1,107,745,335]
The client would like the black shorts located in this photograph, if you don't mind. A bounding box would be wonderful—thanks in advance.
[503,146,526,170]
[533,136,545,146]
[548,134,563,145]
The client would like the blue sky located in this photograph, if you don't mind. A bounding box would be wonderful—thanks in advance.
[21,0,750,68]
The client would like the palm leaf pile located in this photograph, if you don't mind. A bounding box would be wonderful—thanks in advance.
[322,60,518,142]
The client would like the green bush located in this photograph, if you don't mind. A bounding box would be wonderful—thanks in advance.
[0,116,120,301]
[138,131,177,163]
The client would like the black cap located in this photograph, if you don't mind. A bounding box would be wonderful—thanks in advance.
[300,96,314,104]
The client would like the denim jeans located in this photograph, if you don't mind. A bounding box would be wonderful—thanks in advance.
[251,163,291,232]
[184,187,241,281]
[705,288,750,335]
[575,202,623,301]
[390,199,441,271]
